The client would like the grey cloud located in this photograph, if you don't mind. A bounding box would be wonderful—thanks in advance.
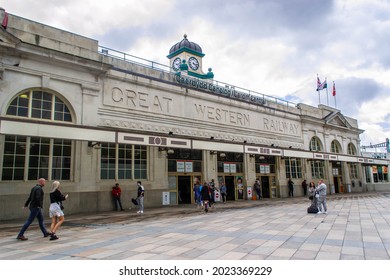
[335,77,381,117]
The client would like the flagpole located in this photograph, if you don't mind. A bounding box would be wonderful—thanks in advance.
[325,78,329,106]
[333,81,337,108]
[317,74,321,104]
[318,90,320,104]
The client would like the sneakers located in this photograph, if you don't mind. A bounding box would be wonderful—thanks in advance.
[317,211,322,214]
[44,232,51,238]
[50,234,59,241]
[141,211,143,214]
[16,235,28,241]
[323,211,327,214]
[137,210,141,213]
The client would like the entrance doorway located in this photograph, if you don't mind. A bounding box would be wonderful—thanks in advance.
[178,176,192,204]
[333,176,339,193]
[333,176,344,193]
[261,176,270,198]
[224,176,236,201]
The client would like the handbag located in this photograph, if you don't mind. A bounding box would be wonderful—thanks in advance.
[58,201,64,210]
[315,192,319,199]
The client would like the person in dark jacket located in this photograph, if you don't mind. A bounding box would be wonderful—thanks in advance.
[288,178,294,197]
[136,181,145,214]
[201,182,210,213]
[254,178,262,199]
[16,178,50,241]
[48,181,68,240]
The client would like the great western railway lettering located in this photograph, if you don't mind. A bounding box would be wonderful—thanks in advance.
[111,87,172,113]
[194,104,250,126]
[263,117,299,135]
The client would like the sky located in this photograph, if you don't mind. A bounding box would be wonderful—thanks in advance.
[2,0,390,152]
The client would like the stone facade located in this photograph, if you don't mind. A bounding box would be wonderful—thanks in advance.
[0,9,389,220]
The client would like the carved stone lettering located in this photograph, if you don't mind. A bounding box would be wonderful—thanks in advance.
[111,87,172,113]
[194,103,250,126]
[263,117,300,135]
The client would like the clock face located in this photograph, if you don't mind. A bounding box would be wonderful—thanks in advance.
[188,56,199,70]
[172,57,181,71]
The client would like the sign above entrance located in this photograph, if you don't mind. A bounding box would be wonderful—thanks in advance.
[118,132,191,148]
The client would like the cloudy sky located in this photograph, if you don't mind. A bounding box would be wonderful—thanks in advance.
[3,0,390,151]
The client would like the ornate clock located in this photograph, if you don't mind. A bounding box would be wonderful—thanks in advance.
[188,56,199,71]
[172,57,181,71]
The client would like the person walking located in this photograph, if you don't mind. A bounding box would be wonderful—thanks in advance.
[220,182,227,203]
[136,181,145,214]
[112,183,124,211]
[48,181,68,240]
[301,179,308,196]
[254,178,262,200]
[201,181,210,212]
[288,178,294,197]
[193,181,201,207]
[316,179,328,214]
[16,178,51,241]
[209,179,216,207]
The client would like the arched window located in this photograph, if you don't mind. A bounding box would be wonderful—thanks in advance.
[310,137,322,152]
[6,89,72,122]
[331,140,342,154]
[2,89,73,181]
[347,143,357,155]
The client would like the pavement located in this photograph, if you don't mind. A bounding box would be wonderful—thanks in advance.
[1,192,390,260]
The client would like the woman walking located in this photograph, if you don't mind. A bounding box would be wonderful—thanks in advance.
[49,181,68,240]
[201,182,210,213]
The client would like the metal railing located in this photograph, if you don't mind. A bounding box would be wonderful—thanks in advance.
[98,45,297,108]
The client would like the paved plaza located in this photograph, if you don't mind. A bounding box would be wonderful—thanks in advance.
[1,192,390,260]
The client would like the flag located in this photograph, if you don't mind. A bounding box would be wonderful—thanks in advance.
[317,76,321,90]
[1,12,8,29]
[317,78,327,91]
[332,81,336,96]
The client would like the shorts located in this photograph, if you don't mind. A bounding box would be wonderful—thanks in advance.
[49,203,64,218]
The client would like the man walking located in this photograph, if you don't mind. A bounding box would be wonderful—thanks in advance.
[288,178,294,197]
[254,178,262,199]
[136,181,145,214]
[16,178,51,241]
[316,179,328,214]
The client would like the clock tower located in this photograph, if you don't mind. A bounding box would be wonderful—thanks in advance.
[167,34,214,79]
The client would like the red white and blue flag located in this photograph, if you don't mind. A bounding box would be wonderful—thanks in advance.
[316,77,327,91]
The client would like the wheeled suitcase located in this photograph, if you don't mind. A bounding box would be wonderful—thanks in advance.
[307,204,318,214]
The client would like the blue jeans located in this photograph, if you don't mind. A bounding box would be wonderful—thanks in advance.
[137,196,144,212]
[17,207,48,237]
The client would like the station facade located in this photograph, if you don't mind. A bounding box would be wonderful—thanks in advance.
[0,9,389,220]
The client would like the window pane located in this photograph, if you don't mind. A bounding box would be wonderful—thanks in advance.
[2,135,27,180]
[100,143,116,180]
[54,97,72,122]
[52,139,72,180]
[6,94,29,117]
[28,137,50,180]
